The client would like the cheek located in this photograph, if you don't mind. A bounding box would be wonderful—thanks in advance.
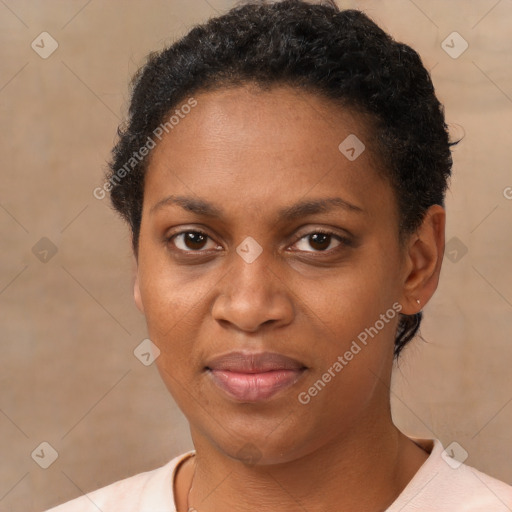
[136,255,205,372]
[307,262,396,334]
[138,243,204,326]
[297,245,401,380]
[294,269,399,415]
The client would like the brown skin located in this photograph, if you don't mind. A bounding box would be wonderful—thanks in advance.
[133,85,445,511]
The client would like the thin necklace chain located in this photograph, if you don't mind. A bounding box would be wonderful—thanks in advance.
[186,455,197,512]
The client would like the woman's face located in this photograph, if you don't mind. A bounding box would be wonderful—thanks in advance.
[135,85,413,464]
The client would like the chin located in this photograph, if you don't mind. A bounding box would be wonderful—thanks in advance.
[195,415,328,467]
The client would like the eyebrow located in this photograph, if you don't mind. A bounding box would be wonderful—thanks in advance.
[149,195,364,220]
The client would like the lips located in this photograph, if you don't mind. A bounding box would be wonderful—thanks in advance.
[206,351,307,402]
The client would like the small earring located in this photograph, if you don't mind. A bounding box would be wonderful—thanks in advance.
[416,299,421,305]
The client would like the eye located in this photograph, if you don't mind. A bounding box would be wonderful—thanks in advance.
[292,230,346,253]
[166,228,351,255]
[168,230,220,252]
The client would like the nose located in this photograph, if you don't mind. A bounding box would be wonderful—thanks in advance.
[211,248,294,333]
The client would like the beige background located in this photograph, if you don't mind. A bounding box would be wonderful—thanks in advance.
[0,1,511,510]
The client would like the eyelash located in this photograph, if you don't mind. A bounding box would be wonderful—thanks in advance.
[166,228,351,255]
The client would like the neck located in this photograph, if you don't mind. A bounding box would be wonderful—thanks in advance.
[185,408,428,512]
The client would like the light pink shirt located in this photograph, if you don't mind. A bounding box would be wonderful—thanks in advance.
[44,438,512,511]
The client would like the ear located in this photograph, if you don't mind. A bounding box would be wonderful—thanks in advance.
[399,204,446,315]
[133,258,145,314]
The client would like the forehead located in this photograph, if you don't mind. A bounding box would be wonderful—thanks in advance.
[155,85,372,161]
[143,85,395,223]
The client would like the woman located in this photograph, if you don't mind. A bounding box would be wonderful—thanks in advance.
[46,1,512,510]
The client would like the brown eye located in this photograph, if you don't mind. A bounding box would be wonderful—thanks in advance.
[293,231,343,253]
[308,233,332,251]
[170,231,217,252]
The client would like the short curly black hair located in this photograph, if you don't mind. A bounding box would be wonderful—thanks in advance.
[106,0,455,358]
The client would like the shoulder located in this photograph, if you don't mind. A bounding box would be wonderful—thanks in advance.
[421,461,512,510]
[454,463,512,509]
[389,438,512,511]
[42,451,195,512]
